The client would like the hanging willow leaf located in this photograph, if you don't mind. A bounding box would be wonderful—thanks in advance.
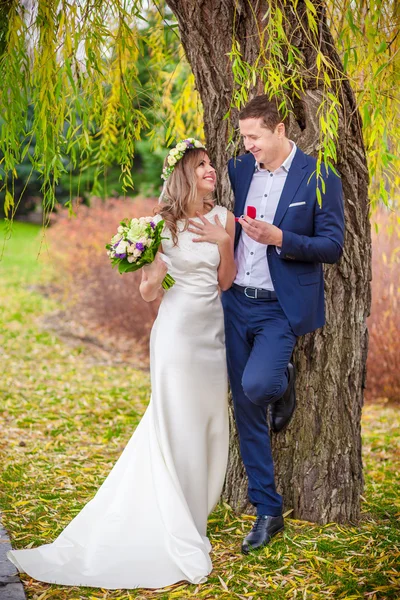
[0,0,399,220]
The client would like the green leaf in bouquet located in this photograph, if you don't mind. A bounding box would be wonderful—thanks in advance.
[110,257,122,269]
[118,260,136,274]
[141,245,157,263]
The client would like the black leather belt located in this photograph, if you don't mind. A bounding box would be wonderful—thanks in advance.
[231,283,277,300]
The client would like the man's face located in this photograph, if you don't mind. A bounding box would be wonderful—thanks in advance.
[239,117,285,167]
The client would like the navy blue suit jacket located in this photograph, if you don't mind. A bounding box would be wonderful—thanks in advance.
[228,148,345,336]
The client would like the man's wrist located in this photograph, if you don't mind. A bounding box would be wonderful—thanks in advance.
[274,227,283,247]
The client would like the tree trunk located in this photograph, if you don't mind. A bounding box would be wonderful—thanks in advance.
[165,0,371,523]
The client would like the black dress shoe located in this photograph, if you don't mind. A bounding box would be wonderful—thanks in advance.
[270,362,296,433]
[241,515,284,554]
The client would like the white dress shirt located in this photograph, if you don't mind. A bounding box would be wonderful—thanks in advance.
[234,141,297,291]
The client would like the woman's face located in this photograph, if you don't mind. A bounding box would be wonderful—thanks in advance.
[195,153,216,195]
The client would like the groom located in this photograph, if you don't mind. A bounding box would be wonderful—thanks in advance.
[222,95,345,554]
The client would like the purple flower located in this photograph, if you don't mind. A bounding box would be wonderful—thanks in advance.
[150,221,155,229]
[135,242,144,251]
[115,252,127,259]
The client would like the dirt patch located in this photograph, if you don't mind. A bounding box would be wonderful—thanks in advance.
[39,307,150,371]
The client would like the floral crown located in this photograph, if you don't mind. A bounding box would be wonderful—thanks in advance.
[161,138,206,181]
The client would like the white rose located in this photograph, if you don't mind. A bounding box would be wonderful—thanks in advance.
[167,155,177,166]
[127,244,135,254]
[127,221,147,242]
[194,140,204,148]
[117,225,124,233]
[115,241,128,254]
[133,248,141,258]
[176,142,186,152]
[111,233,122,244]
[127,255,136,263]
[170,148,179,156]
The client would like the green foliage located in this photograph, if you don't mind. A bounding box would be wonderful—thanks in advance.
[227,0,399,209]
[0,3,203,217]
[327,0,400,208]
[225,1,346,206]
[0,1,13,56]
[0,220,46,279]
[0,0,399,220]
[0,2,198,221]
[225,0,400,209]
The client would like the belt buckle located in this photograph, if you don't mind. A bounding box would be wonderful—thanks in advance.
[244,287,258,299]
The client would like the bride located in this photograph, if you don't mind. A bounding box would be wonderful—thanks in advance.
[8,138,236,589]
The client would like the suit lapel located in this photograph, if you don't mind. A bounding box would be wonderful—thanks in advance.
[233,154,255,248]
[234,155,255,217]
[273,149,308,228]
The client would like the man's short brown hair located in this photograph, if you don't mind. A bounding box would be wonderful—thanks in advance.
[238,95,286,131]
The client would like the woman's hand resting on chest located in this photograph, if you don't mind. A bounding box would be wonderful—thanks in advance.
[188,213,231,247]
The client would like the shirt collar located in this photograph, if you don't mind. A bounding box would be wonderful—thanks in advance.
[255,140,297,173]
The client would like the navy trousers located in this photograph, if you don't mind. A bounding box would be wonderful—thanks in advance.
[222,287,297,516]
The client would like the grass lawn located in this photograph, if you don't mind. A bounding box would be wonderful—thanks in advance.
[0,222,399,600]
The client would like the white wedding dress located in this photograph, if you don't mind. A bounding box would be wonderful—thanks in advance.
[8,205,229,590]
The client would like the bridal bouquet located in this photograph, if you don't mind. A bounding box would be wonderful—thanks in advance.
[106,216,175,289]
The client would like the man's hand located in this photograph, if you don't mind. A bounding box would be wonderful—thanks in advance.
[238,215,283,247]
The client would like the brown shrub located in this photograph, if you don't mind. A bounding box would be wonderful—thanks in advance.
[366,209,400,403]
[47,200,399,400]
[47,197,161,362]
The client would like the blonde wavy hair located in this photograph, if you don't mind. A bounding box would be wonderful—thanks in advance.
[156,148,214,246]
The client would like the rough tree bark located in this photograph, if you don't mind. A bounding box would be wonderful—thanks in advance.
[165,0,371,523]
